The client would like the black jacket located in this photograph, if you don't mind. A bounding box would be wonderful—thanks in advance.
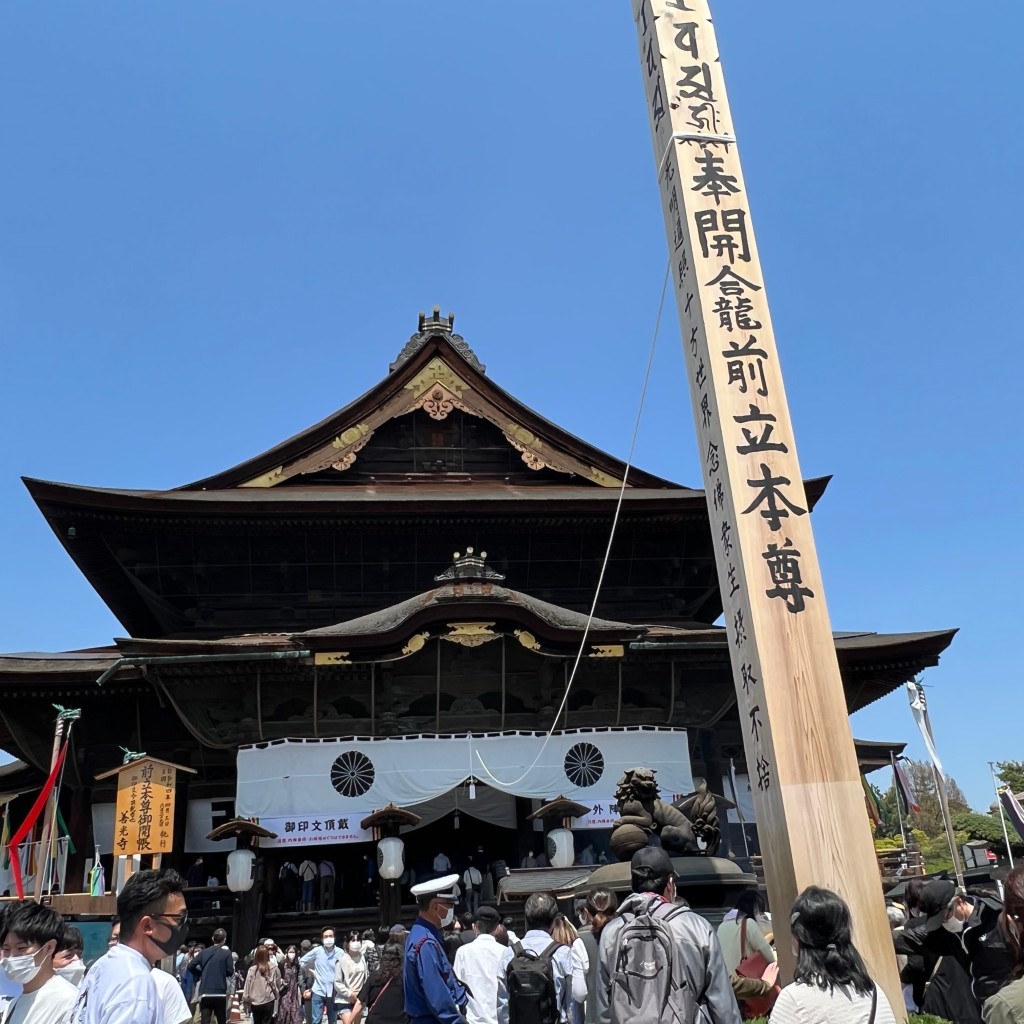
[189,944,235,997]
[895,896,1012,1024]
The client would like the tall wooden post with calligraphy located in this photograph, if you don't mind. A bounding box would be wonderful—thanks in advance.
[96,757,196,874]
[629,1,903,1012]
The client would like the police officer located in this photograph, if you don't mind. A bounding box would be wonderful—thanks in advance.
[404,874,467,1024]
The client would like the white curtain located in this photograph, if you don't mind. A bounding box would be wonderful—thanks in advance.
[236,728,692,821]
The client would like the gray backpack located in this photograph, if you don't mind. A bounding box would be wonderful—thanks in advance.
[609,898,694,1024]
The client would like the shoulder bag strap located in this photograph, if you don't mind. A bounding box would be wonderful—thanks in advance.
[368,977,392,1016]
[867,984,878,1024]
[540,940,563,963]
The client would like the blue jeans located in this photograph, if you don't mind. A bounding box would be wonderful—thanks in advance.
[311,992,338,1024]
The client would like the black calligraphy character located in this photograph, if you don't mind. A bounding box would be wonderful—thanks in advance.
[650,76,667,135]
[706,441,720,473]
[339,818,349,830]
[297,820,309,833]
[686,102,719,134]
[763,538,815,613]
[749,704,763,742]
[734,404,789,455]
[742,464,808,531]
[695,357,707,391]
[284,821,296,834]
[732,608,747,647]
[672,213,686,252]
[689,325,698,355]
[592,803,604,816]
[713,295,762,332]
[684,291,694,317]
[677,250,690,287]
[713,478,725,512]
[673,22,699,59]
[755,755,772,791]
[722,336,768,397]
[677,63,714,102]
[693,209,750,263]
[720,519,733,555]
[325,818,336,831]
[700,392,712,429]
[311,820,322,832]
[705,265,762,296]
[740,662,758,695]
[645,35,659,78]
[691,149,741,206]
[727,562,740,597]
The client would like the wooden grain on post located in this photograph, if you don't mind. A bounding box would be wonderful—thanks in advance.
[628,1,903,1014]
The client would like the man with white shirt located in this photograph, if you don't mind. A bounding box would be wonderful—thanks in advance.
[453,906,505,1024]
[0,901,78,1024]
[67,867,188,1024]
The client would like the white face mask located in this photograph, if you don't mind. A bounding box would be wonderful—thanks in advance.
[942,916,965,934]
[348,943,361,955]
[287,952,296,961]
[322,937,335,950]
[439,906,455,928]
[0,948,48,985]
[55,960,86,986]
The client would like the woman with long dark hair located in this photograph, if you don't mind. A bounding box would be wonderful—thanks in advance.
[349,941,408,1024]
[771,886,897,1024]
[717,888,777,975]
[276,944,303,1024]
[983,866,1024,1024]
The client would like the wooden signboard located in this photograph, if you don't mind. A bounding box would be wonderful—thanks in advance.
[96,757,195,858]
[629,0,903,1014]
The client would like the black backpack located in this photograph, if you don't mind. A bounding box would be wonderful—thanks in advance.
[506,940,562,1024]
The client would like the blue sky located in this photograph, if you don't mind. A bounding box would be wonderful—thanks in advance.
[1,2,1020,812]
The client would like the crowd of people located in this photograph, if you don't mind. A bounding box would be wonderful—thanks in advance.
[2,854,1024,1024]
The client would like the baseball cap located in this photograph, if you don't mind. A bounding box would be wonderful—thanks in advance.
[918,879,957,932]
[474,905,500,925]
[630,846,675,892]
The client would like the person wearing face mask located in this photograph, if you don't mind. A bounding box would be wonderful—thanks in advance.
[895,878,1012,1024]
[53,924,87,988]
[403,875,466,1024]
[336,932,369,1024]
[300,927,342,1024]
[277,945,303,1024]
[66,867,188,1024]
[0,902,78,1024]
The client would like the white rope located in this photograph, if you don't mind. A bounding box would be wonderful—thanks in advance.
[474,259,672,788]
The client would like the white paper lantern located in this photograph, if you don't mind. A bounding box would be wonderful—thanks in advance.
[546,828,574,869]
[226,849,256,892]
[377,837,405,880]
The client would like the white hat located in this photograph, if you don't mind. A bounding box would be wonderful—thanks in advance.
[410,874,460,901]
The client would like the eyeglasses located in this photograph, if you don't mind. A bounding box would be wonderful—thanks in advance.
[153,912,189,927]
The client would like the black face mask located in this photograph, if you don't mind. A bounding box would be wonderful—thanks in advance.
[153,916,189,957]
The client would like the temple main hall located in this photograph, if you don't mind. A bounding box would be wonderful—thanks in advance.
[0,311,954,901]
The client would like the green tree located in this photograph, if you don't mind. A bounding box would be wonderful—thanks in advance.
[996,760,1024,793]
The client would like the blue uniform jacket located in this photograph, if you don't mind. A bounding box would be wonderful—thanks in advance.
[403,916,466,1024]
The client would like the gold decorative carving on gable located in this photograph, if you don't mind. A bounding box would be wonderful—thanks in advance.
[442,622,499,647]
[404,358,469,400]
[589,468,621,488]
[505,433,549,471]
[239,465,286,488]
[514,629,541,651]
[588,644,624,658]
[416,383,466,422]
[331,432,371,472]
[314,651,351,665]
[332,423,372,449]
[402,632,431,656]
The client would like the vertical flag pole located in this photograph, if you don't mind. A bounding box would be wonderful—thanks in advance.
[990,762,1016,869]
[628,2,903,1010]
[890,752,908,849]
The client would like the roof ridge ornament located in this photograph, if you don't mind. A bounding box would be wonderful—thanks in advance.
[434,547,506,582]
[390,307,486,374]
